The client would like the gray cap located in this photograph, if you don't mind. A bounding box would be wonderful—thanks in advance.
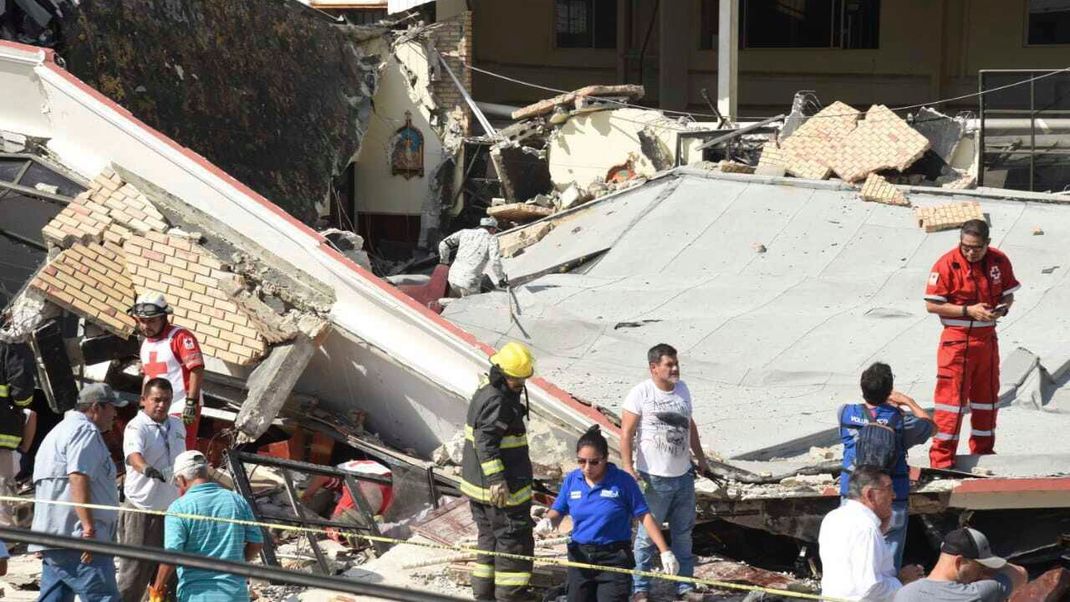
[78,383,128,407]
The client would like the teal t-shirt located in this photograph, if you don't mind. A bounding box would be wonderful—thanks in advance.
[164,482,264,602]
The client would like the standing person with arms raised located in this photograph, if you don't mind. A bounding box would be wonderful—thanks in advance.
[536,425,677,602]
[621,344,710,602]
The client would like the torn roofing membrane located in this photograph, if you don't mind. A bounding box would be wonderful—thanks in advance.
[443,168,1070,469]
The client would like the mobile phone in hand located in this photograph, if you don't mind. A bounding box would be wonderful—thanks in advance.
[993,303,1009,316]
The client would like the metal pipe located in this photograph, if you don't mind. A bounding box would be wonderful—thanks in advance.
[0,527,465,602]
[232,451,392,486]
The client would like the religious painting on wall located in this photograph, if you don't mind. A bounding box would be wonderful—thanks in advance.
[391,111,424,179]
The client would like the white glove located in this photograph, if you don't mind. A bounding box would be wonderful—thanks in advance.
[661,550,680,576]
[533,517,555,537]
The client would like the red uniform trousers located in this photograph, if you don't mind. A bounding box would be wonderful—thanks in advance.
[930,326,1000,469]
[170,404,201,451]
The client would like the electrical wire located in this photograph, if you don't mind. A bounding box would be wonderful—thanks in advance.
[464,60,1070,122]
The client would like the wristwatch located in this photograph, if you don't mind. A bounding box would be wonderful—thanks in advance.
[961,305,968,318]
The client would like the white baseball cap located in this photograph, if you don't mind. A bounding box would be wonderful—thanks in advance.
[172,450,208,477]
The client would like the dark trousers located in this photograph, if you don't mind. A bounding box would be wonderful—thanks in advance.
[116,501,166,602]
[566,542,634,602]
[469,500,535,601]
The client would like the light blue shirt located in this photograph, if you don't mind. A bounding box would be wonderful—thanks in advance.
[30,411,119,551]
[164,482,263,602]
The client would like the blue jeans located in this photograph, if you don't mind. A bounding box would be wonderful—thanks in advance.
[39,549,121,602]
[839,498,908,571]
[633,471,695,594]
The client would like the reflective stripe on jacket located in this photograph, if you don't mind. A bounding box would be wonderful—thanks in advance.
[460,370,533,506]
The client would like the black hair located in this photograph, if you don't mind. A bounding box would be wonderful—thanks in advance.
[576,425,609,458]
[143,377,173,396]
[647,343,677,366]
[960,219,990,241]
[847,465,890,500]
[860,362,893,405]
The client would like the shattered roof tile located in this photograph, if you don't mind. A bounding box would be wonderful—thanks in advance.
[28,242,137,337]
[123,233,268,365]
[829,105,930,183]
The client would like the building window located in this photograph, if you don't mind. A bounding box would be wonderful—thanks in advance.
[699,0,720,50]
[1028,0,1070,44]
[742,0,879,49]
[555,0,617,49]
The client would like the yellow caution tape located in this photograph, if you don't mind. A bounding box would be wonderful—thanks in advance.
[0,495,845,601]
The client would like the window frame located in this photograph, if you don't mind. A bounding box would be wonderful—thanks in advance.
[1024,0,1070,46]
[739,0,880,51]
[553,0,618,50]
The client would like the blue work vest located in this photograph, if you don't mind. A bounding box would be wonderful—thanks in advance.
[838,403,910,502]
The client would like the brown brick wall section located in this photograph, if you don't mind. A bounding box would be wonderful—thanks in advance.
[430,10,472,134]
[829,105,930,183]
[42,168,168,247]
[859,173,911,207]
[123,233,267,365]
[916,201,984,233]
[28,242,137,338]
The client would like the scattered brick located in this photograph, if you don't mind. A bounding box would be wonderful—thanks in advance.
[779,101,861,180]
[915,201,984,233]
[859,173,911,207]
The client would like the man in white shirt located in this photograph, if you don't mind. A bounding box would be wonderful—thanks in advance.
[819,466,924,602]
[117,378,186,602]
[621,343,711,601]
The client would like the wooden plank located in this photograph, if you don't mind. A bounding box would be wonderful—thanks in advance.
[487,203,554,223]
[511,84,645,121]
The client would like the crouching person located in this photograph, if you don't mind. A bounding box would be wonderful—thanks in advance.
[150,451,262,602]
[535,426,678,602]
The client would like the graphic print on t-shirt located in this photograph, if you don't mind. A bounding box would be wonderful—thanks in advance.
[653,410,689,457]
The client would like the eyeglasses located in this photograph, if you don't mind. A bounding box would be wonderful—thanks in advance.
[960,242,988,253]
[576,457,603,466]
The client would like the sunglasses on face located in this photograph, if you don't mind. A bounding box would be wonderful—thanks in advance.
[576,457,604,466]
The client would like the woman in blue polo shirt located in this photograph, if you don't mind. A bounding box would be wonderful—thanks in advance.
[535,425,678,601]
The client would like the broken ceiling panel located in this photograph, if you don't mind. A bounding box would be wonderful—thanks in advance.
[58,0,382,223]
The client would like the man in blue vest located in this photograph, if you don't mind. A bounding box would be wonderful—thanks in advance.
[839,363,934,570]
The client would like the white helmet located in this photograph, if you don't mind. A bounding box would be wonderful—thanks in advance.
[479,217,499,229]
[128,292,172,318]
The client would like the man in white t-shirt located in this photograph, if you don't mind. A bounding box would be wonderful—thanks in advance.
[621,343,711,601]
[118,377,186,602]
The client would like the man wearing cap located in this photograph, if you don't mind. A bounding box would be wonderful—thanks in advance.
[32,383,127,602]
[130,293,205,451]
[151,450,263,602]
[117,378,186,602]
[461,341,536,601]
[895,527,1027,602]
[437,217,508,297]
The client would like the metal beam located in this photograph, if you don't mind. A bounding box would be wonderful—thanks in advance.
[437,52,496,136]
[0,527,465,602]
[0,179,73,205]
[696,114,786,151]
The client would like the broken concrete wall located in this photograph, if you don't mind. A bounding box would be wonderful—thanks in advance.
[545,108,705,191]
[353,20,467,250]
[58,0,381,224]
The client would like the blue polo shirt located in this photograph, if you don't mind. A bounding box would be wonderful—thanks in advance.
[164,482,263,602]
[551,463,649,545]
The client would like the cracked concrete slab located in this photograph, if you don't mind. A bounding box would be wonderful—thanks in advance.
[445,169,1070,466]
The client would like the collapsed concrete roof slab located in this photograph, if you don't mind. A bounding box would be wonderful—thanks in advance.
[0,40,606,458]
[445,168,1070,468]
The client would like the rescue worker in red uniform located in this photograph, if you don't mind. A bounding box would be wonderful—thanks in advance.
[129,293,205,451]
[461,342,536,602]
[924,220,1020,469]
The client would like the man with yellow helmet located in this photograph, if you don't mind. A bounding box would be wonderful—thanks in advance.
[460,342,536,601]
